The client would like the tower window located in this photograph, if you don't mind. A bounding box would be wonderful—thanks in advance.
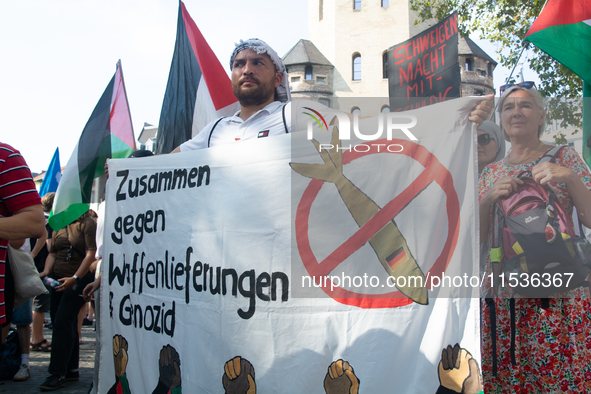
[488,63,493,76]
[382,0,389,6]
[319,0,323,20]
[465,58,473,71]
[305,65,313,80]
[352,54,361,81]
[354,0,361,10]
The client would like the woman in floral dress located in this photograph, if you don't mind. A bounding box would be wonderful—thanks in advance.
[479,84,591,393]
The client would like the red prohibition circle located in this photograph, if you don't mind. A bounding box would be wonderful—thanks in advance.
[295,138,461,308]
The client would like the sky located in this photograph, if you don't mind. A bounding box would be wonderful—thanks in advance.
[0,0,522,173]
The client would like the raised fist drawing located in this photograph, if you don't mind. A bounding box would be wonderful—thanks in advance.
[438,344,483,394]
[324,359,359,394]
[158,344,182,389]
[222,356,256,394]
[112,335,129,378]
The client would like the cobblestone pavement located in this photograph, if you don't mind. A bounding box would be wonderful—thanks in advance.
[0,324,96,393]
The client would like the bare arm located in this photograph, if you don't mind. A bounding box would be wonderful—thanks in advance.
[0,205,45,240]
[40,252,56,279]
[30,227,48,258]
[171,146,181,154]
[8,239,25,249]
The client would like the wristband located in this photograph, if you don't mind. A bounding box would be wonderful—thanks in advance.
[73,275,80,282]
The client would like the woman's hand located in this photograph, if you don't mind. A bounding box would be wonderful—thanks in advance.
[468,96,494,127]
[83,278,101,300]
[479,176,523,243]
[482,176,524,205]
[532,162,577,185]
[56,277,77,292]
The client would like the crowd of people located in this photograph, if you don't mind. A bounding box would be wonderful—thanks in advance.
[1,38,590,393]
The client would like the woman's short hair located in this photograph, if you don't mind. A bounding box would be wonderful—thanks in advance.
[497,85,546,140]
[41,192,55,213]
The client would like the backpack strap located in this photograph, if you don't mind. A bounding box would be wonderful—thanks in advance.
[490,204,504,280]
[516,145,565,179]
[281,103,289,133]
[535,145,565,165]
[485,298,498,376]
[509,298,517,366]
[207,117,227,148]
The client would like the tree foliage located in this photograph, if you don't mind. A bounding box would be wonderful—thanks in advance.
[410,0,583,143]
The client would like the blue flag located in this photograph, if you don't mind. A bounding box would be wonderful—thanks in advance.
[39,147,61,197]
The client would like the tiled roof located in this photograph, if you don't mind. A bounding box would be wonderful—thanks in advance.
[283,39,333,67]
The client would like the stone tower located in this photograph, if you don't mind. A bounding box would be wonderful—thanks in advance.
[307,0,432,98]
[283,39,335,107]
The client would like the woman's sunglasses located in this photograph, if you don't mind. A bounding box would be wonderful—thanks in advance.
[477,134,491,146]
[499,81,536,94]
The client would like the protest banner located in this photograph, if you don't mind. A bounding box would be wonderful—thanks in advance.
[100,97,482,393]
[388,13,460,112]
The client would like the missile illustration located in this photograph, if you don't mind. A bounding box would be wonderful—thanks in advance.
[291,127,428,305]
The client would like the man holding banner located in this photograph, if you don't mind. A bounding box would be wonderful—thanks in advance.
[173,38,493,153]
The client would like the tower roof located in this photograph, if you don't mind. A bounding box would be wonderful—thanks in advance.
[283,39,333,67]
[458,36,497,65]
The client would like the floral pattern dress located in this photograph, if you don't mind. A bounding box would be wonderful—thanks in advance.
[479,146,591,393]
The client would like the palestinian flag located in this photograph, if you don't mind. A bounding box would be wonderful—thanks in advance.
[525,0,591,167]
[48,60,135,231]
[524,0,591,82]
[154,1,238,154]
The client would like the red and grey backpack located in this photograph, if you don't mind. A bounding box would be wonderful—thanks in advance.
[490,146,591,297]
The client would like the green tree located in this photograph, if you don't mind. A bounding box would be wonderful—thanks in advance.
[410,0,582,143]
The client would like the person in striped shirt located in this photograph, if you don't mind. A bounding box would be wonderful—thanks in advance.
[0,142,45,373]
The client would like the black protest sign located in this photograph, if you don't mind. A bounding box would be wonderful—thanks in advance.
[388,13,460,112]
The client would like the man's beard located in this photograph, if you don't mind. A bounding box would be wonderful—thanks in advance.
[233,77,275,107]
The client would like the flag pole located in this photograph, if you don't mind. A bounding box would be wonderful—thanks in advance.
[583,80,591,168]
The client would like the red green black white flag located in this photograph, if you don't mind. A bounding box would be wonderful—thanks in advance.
[525,0,591,168]
[524,0,591,82]
[48,60,135,231]
[154,1,239,154]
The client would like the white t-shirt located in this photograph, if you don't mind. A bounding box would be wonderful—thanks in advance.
[180,100,331,151]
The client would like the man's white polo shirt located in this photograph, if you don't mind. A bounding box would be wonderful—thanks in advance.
[180,101,291,151]
[179,100,331,151]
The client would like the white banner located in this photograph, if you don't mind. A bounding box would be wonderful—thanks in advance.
[99,97,483,394]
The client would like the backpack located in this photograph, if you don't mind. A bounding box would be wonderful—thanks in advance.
[0,327,21,380]
[490,146,591,297]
